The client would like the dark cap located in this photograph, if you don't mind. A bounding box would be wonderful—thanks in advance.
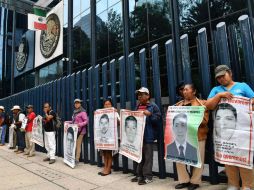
[26,105,33,109]
[215,65,230,78]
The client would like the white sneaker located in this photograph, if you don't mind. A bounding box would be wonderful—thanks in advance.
[227,186,239,190]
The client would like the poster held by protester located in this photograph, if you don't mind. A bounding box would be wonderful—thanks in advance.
[119,109,146,163]
[164,106,205,168]
[94,108,118,150]
[214,96,253,169]
[21,118,28,130]
[31,115,44,147]
[8,124,16,148]
[63,123,78,168]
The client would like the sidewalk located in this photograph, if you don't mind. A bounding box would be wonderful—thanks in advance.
[0,146,227,190]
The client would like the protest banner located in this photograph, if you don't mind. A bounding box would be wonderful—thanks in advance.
[164,106,205,168]
[94,108,118,150]
[119,109,146,163]
[31,115,44,147]
[214,96,253,169]
[63,123,78,168]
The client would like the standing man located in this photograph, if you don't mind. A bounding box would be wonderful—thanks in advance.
[131,87,162,185]
[11,105,26,153]
[206,65,254,190]
[0,106,7,146]
[43,102,56,164]
[24,105,36,157]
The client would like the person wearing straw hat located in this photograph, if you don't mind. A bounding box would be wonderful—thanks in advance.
[66,98,88,164]
[206,65,254,190]
[11,105,26,154]
[24,105,36,157]
[0,106,7,146]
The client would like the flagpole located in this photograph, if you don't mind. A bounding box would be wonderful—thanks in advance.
[11,10,16,95]
[67,0,73,75]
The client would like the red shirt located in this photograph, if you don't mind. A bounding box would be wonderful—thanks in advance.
[26,112,36,132]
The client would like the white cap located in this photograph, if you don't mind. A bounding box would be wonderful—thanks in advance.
[0,106,4,111]
[11,105,21,111]
[136,87,150,94]
[74,98,83,103]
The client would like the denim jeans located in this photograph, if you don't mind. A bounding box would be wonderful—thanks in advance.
[16,128,25,151]
[0,125,6,144]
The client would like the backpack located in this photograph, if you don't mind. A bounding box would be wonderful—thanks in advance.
[49,110,62,129]
[54,114,62,129]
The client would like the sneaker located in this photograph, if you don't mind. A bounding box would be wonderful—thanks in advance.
[27,154,35,157]
[49,159,56,164]
[131,176,139,182]
[43,157,50,162]
[24,152,29,155]
[14,149,19,152]
[138,178,153,185]
[16,150,24,154]
[227,186,239,190]
[75,160,79,165]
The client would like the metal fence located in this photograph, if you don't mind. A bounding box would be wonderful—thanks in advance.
[1,15,254,184]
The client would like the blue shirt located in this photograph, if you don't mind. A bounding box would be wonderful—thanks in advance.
[208,82,254,99]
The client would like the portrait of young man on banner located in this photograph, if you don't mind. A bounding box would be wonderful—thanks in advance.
[164,106,205,168]
[214,96,254,169]
[31,115,44,147]
[63,123,78,168]
[94,107,118,150]
[119,109,146,163]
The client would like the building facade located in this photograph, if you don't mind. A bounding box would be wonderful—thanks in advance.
[0,0,253,98]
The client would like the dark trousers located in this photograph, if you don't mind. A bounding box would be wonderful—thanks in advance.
[137,143,153,180]
[16,129,25,151]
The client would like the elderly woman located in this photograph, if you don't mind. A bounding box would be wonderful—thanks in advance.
[174,84,209,190]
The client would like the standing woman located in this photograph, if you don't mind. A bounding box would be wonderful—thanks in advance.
[70,99,88,164]
[98,98,118,176]
[174,84,209,190]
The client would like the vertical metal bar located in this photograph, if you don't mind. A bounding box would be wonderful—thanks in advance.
[216,22,230,67]
[110,59,117,107]
[53,80,57,112]
[10,10,16,95]
[70,73,75,110]
[238,15,254,89]
[82,69,89,163]
[139,48,147,87]
[180,34,192,83]
[151,44,166,179]
[197,28,211,98]
[122,0,130,87]
[56,78,61,157]
[88,67,95,164]
[94,64,102,167]
[110,59,119,171]
[128,52,136,110]
[65,75,71,120]
[228,25,242,81]
[68,0,73,74]
[119,56,128,173]
[90,0,96,67]
[76,71,81,99]
[102,62,108,99]
[165,40,177,104]
[171,0,182,82]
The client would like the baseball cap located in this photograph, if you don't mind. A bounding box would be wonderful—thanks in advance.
[26,105,33,109]
[74,98,83,103]
[215,65,231,78]
[135,87,150,95]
